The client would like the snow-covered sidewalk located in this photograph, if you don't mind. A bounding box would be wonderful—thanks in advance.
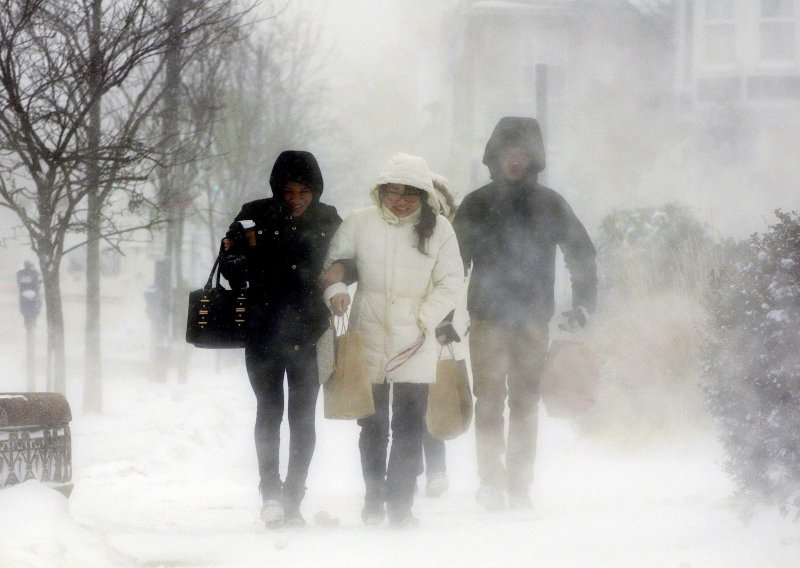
[2,358,799,567]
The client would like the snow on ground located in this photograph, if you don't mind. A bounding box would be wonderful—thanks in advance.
[2,351,800,568]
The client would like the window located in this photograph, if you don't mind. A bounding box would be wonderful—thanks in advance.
[703,0,736,65]
[759,0,795,62]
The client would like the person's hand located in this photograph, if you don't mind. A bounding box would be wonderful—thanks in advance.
[435,320,460,345]
[331,293,351,316]
[558,306,589,332]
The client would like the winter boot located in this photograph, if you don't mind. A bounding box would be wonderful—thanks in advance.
[476,485,506,511]
[425,472,449,498]
[361,497,386,526]
[282,486,306,528]
[362,480,386,526]
[260,500,284,529]
[507,486,532,510]
[283,507,306,528]
[389,512,420,529]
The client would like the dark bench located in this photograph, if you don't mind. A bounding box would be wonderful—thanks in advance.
[0,393,73,497]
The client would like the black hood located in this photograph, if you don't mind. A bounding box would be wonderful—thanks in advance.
[482,117,546,181]
[269,150,324,200]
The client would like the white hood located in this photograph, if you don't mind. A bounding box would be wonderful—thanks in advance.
[369,152,437,210]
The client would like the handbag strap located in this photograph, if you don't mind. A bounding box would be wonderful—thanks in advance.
[437,343,456,361]
[206,252,249,291]
[204,256,221,290]
[333,313,348,337]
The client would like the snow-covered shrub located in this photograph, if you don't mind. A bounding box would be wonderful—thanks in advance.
[597,202,713,297]
[702,210,800,512]
[580,291,708,445]
[578,203,717,445]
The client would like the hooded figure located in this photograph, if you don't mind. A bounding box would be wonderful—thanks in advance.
[268,150,325,197]
[482,116,546,180]
[322,152,463,528]
[220,150,342,529]
[452,117,597,510]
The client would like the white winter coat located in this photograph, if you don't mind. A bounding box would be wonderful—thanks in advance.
[324,153,464,384]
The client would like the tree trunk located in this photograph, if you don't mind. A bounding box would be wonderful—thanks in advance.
[85,193,103,409]
[151,0,183,382]
[41,262,66,395]
[175,212,188,383]
[84,0,104,411]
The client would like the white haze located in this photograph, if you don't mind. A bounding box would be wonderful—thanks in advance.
[2,1,800,566]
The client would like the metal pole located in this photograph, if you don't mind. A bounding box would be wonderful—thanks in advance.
[536,62,548,185]
[26,323,35,391]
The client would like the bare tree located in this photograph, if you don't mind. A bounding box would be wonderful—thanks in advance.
[0,0,250,397]
[192,7,331,263]
[149,0,252,383]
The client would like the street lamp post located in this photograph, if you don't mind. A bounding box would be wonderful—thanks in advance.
[17,261,42,391]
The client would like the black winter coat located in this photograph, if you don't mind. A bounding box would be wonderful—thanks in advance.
[453,178,597,328]
[221,198,342,349]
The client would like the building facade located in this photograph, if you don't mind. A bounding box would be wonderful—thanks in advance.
[446,0,799,233]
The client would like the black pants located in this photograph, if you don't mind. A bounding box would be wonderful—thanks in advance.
[422,429,446,477]
[358,382,428,521]
[245,343,320,508]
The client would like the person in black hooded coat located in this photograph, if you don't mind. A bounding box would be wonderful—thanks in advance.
[453,117,597,511]
[220,150,341,528]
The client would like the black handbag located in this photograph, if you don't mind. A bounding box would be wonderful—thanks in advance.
[186,256,248,348]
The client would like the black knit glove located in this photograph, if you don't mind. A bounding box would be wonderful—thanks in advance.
[558,306,589,332]
[435,310,460,345]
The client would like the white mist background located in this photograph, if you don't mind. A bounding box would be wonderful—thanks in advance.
[1,1,800,566]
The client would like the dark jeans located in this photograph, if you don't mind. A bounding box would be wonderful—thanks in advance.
[245,342,320,508]
[358,382,428,521]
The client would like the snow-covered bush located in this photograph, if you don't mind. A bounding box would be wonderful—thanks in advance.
[702,210,800,513]
[580,291,708,445]
[578,203,717,445]
[597,202,713,297]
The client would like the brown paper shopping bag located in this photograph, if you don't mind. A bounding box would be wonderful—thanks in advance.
[539,339,599,419]
[323,323,374,420]
[426,346,473,440]
[315,319,335,385]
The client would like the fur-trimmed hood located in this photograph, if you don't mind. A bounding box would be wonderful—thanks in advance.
[431,172,457,220]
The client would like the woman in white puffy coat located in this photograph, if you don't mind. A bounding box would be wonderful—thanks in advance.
[323,153,463,527]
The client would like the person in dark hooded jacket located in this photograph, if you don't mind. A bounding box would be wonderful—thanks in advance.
[452,117,597,511]
[220,150,341,528]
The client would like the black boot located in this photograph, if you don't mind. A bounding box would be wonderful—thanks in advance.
[282,485,307,528]
[361,482,386,526]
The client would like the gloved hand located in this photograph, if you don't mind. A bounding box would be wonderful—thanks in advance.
[435,320,460,345]
[558,306,589,332]
[225,220,251,251]
[220,252,248,290]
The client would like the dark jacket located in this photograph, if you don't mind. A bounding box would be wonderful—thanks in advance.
[452,117,597,328]
[221,151,341,348]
